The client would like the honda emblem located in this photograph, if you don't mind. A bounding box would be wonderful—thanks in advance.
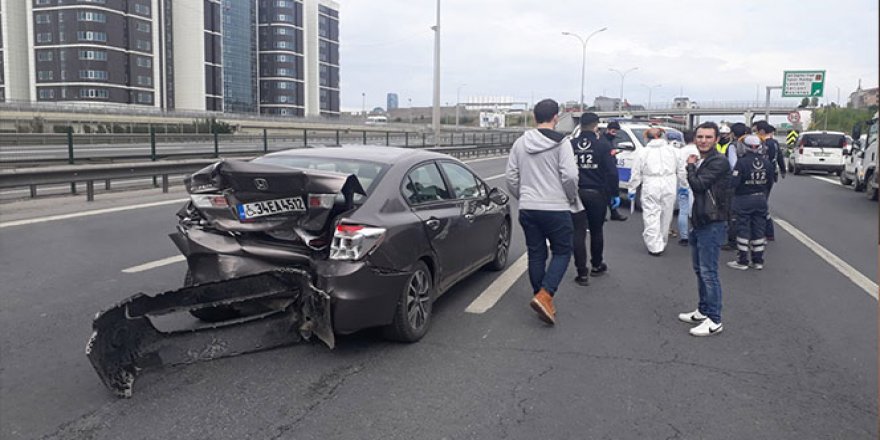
[254,178,269,191]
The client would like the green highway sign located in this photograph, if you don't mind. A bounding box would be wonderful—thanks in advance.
[782,70,825,97]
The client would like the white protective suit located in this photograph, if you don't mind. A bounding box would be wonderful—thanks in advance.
[629,138,687,253]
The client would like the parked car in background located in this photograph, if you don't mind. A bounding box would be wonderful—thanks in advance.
[841,134,867,186]
[788,131,847,175]
[851,112,879,198]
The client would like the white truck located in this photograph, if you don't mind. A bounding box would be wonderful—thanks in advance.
[848,111,879,200]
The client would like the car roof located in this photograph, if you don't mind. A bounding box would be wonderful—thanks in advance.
[261,144,450,163]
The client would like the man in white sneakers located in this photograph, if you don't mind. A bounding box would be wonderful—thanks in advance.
[678,122,731,337]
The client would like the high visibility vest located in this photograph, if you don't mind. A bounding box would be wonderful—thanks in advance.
[716,142,731,155]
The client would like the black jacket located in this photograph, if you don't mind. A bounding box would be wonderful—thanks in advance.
[686,149,732,227]
[764,138,787,179]
[732,151,774,196]
[570,131,619,197]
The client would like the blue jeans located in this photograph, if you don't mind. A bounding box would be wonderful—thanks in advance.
[690,221,725,323]
[518,210,573,296]
[677,189,692,240]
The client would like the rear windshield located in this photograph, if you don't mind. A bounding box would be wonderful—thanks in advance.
[252,156,388,193]
[801,133,845,148]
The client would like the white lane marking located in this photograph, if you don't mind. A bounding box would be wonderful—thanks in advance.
[0,198,188,228]
[122,255,186,273]
[484,173,505,181]
[463,156,508,164]
[810,175,843,186]
[465,253,528,314]
[774,217,878,300]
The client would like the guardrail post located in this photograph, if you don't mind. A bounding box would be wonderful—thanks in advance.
[335,130,340,145]
[86,180,94,202]
[67,126,75,164]
[362,130,367,145]
[71,182,77,195]
[263,129,268,153]
[422,133,426,147]
[482,132,486,145]
[303,129,308,147]
[162,174,169,193]
[30,185,37,198]
[105,179,111,190]
[213,126,219,158]
[385,131,390,146]
[405,132,409,147]
[150,126,157,161]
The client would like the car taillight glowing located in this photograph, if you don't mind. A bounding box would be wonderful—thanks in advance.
[799,147,804,155]
[330,224,386,261]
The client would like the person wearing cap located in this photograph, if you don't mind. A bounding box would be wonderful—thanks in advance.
[602,121,628,221]
[720,122,752,251]
[751,121,785,241]
[628,127,685,255]
[570,112,620,283]
[726,134,774,270]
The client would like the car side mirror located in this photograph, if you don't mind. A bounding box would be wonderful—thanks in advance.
[488,187,509,205]
[616,141,635,150]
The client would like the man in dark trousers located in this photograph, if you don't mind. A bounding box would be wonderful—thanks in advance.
[604,121,628,221]
[678,122,731,337]
[752,121,786,241]
[506,99,580,325]
[727,135,774,270]
[570,112,620,284]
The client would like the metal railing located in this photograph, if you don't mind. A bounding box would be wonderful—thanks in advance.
[0,144,513,202]
[0,128,520,165]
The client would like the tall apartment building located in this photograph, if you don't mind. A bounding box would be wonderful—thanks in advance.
[0,0,338,115]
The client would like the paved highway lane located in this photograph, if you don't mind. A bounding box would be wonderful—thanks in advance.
[1,156,876,439]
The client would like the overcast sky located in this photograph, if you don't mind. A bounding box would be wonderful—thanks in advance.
[338,0,879,112]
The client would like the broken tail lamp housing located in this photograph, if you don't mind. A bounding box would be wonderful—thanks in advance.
[330,224,386,261]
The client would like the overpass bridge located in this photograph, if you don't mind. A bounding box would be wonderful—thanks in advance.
[593,100,801,129]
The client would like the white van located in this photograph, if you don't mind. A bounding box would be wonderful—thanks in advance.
[788,131,847,175]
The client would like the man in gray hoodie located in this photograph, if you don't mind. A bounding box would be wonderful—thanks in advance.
[506,99,580,325]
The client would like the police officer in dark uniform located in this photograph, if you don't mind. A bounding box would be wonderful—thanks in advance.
[571,113,620,284]
[604,121,628,221]
[726,135,774,271]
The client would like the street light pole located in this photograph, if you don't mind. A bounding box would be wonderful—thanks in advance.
[609,67,638,113]
[408,98,413,124]
[456,84,466,127]
[361,92,366,116]
[562,27,607,112]
[642,83,661,109]
[431,0,441,145]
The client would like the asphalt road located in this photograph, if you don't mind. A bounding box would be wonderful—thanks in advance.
[0,156,876,439]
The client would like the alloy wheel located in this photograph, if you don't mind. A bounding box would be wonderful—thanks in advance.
[496,222,510,266]
[406,270,431,330]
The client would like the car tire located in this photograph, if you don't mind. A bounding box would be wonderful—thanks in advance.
[793,164,802,175]
[184,269,244,322]
[854,175,866,192]
[840,172,853,186]
[485,219,511,272]
[787,160,794,173]
[384,261,433,342]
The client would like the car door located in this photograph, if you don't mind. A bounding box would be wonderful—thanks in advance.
[611,128,639,189]
[437,161,502,270]
[402,162,472,291]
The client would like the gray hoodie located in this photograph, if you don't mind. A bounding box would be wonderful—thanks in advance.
[506,128,580,211]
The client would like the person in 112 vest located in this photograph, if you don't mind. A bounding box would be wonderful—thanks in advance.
[726,135,774,270]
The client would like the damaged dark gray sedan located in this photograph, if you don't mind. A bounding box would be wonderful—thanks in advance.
[86,146,511,397]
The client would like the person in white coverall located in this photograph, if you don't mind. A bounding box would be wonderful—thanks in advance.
[628,127,687,255]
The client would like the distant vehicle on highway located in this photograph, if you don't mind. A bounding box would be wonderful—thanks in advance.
[788,130,847,175]
[87,145,512,396]
[365,115,388,125]
[841,134,868,186]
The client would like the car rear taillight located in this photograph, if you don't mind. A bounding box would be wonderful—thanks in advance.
[330,224,386,261]
[798,147,804,155]
[190,194,229,208]
[309,194,335,210]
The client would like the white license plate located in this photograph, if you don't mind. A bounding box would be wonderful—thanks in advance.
[237,197,306,220]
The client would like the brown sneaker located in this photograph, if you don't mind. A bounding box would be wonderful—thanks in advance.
[529,289,556,325]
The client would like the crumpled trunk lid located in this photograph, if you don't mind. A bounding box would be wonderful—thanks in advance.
[185,160,366,233]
